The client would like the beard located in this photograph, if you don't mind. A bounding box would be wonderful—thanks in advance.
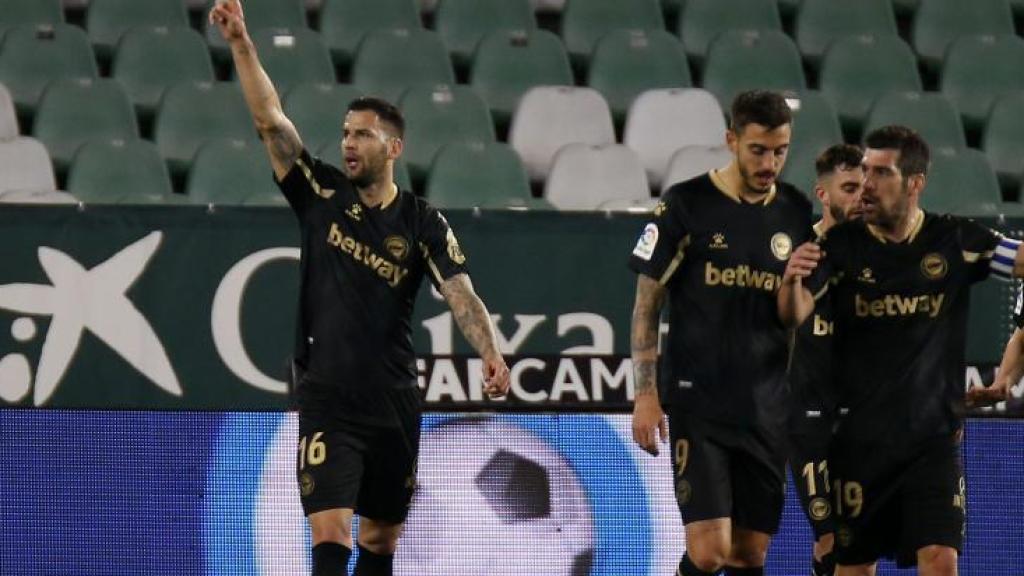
[345,155,387,188]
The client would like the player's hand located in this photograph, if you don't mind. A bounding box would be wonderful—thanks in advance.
[482,355,510,399]
[208,0,247,43]
[632,394,667,456]
[782,241,822,285]
[966,381,1010,408]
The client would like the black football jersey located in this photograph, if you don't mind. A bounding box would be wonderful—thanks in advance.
[629,171,814,433]
[811,212,1010,452]
[278,150,468,393]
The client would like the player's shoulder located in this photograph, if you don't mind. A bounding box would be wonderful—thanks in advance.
[820,218,863,245]
[661,172,717,205]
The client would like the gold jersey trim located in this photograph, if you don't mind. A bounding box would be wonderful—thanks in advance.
[709,169,777,206]
[866,208,924,244]
[659,235,691,285]
[296,157,335,199]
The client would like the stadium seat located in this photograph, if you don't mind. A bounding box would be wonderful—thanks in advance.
[284,82,365,153]
[677,0,782,65]
[794,0,898,64]
[508,86,615,182]
[112,26,215,118]
[469,29,573,131]
[0,0,64,36]
[940,34,1024,132]
[350,29,455,104]
[662,145,732,192]
[319,0,420,70]
[0,188,76,204]
[818,35,921,136]
[780,91,844,196]
[532,0,567,12]
[623,88,726,189]
[0,137,56,194]
[982,92,1024,192]
[911,0,1014,70]
[32,78,139,174]
[434,0,536,70]
[426,141,549,209]
[544,143,650,210]
[239,28,335,95]
[863,91,966,152]
[67,139,177,204]
[0,83,18,139]
[153,81,256,176]
[921,148,1002,215]
[315,140,415,193]
[0,25,98,119]
[85,0,189,61]
[560,0,665,65]
[186,139,281,205]
[204,0,307,61]
[586,29,692,125]
[892,0,922,17]
[701,30,806,111]
[398,84,496,183]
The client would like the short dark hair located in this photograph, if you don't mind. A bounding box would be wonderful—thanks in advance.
[730,90,792,132]
[347,96,405,138]
[863,125,929,177]
[815,143,863,177]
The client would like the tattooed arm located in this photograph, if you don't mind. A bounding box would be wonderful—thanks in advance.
[440,273,510,398]
[210,0,303,179]
[631,275,667,456]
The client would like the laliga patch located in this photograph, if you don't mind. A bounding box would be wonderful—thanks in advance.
[633,223,659,261]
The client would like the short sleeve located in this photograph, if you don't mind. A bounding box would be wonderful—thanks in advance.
[958,218,1016,282]
[628,191,690,285]
[275,149,333,217]
[419,206,469,289]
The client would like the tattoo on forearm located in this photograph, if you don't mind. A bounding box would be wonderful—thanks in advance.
[443,276,499,359]
[631,277,665,397]
[265,125,301,166]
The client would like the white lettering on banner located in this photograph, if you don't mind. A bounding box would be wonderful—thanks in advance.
[510,358,548,402]
[551,360,588,401]
[425,358,466,402]
[557,313,613,355]
[492,314,546,354]
[421,311,454,354]
[591,358,632,401]
[211,247,300,393]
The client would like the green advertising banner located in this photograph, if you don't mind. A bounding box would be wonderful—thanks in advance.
[0,205,1020,414]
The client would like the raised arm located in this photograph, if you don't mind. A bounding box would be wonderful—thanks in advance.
[631,274,667,456]
[439,273,510,398]
[778,241,821,329]
[209,0,303,179]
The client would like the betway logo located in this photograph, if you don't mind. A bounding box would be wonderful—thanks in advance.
[704,262,781,292]
[855,293,945,318]
[0,232,180,405]
[326,223,408,287]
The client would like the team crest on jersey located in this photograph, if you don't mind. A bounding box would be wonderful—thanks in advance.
[384,235,410,261]
[299,472,315,497]
[857,268,876,284]
[920,252,948,280]
[770,232,792,260]
[633,223,659,261]
[809,497,832,521]
[675,478,692,505]
[446,229,466,264]
[709,233,728,249]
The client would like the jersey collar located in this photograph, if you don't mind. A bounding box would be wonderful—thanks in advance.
[709,169,777,205]
[866,208,925,244]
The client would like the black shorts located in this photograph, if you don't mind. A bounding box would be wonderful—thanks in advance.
[667,408,787,534]
[295,378,422,523]
[831,434,964,568]
[788,421,836,539]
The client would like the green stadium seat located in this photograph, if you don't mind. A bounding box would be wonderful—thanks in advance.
[662,144,732,192]
[819,35,921,137]
[67,139,177,204]
[0,83,18,139]
[780,91,844,196]
[560,0,665,65]
[284,82,364,153]
[153,81,256,176]
[350,29,455,104]
[469,29,573,131]
[863,91,966,152]
[398,84,496,183]
[940,34,1024,133]
[319,0,420,70]
[544,143,649,210]
[314,141,415,193]
[434,0,536,70]
[0,0,63,36]
[911,0,1014,70]
[239,28,335,95]
[920,148,1002,215]
[112,26,215,119]
[186,139,281,205]
[794,0,898,64]
[32,78,139,175]
[204,0,307,62]
[0,137,56,194]
[982,92,1024,192]
[0,25,98,120]
[426,142,549,209]
[86,0,189,61]
[701,29,806,111]
[587,29,691,125]
[677,0,782,64]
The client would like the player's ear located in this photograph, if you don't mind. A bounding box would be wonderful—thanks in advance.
[907,173,926,197]
[725,129,738,154]
[388,136,403,160]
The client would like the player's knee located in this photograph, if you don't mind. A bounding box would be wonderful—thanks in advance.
[308,510,353,548]
[686,544,728,572]
[728,544,767,568]
[357,520,403,555]
[917,545,957,575]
